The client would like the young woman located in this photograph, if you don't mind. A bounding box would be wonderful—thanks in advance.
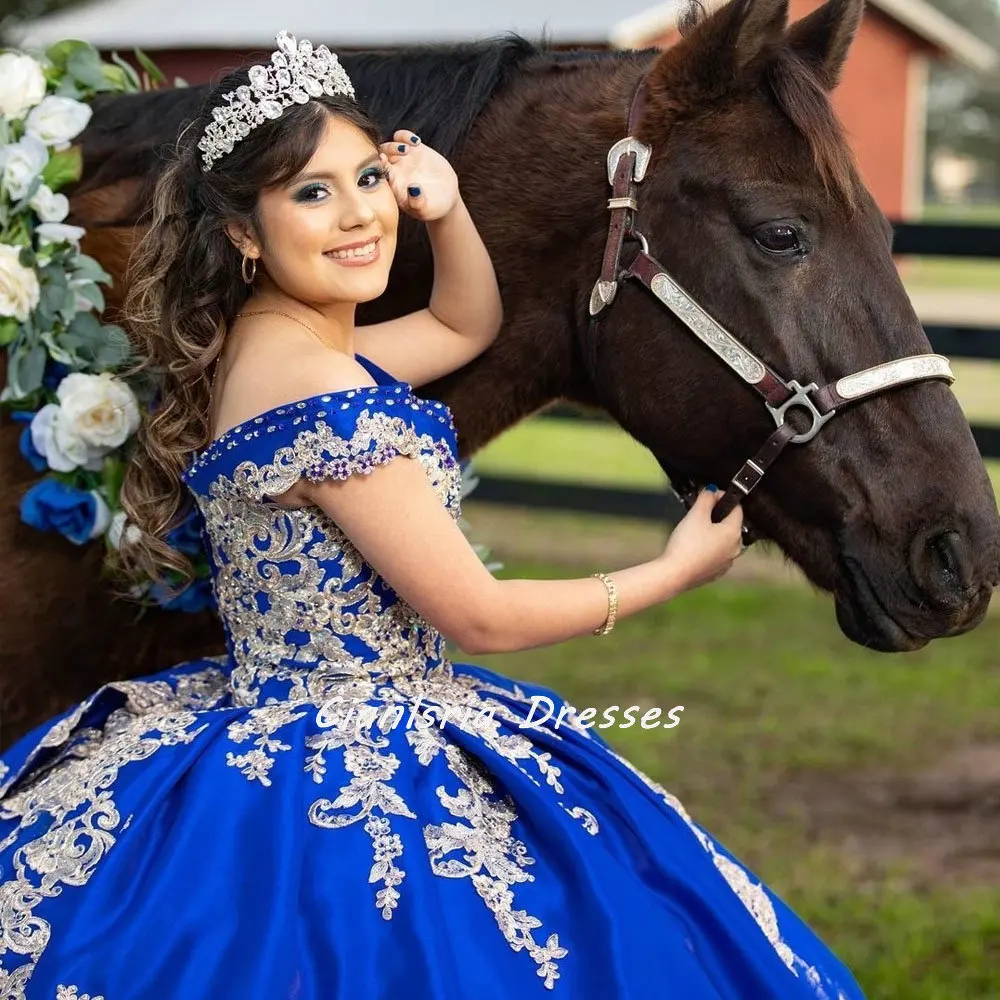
[0,32,865,1000]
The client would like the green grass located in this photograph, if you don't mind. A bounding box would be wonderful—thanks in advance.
[922,204,1000,225]
[472,415,1000,501]
[467,565,1000,999]
[903,257,1000,291]
[475,417,663,488]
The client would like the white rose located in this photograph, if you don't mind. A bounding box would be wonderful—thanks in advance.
[57,371,141,450]
[25,96,92,150]
[0,136,48,201]
[36,222,86,247]
[29,402,104,472]
[0,53,47,120]
[0,243,40,322]
[107,509,142,549]
[88,490,112,539]
[29,183,69,222]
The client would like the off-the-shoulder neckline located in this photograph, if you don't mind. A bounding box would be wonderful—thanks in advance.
[189,381,415,468]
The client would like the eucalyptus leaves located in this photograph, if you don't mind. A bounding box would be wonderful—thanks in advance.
[1,40,214,613]
[2,41,499,616]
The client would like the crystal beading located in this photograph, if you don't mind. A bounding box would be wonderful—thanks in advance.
[198,30,356,171]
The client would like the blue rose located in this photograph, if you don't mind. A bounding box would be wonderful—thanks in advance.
[166,507,207,556]
[150,578,215,613]
[20,479,102,545]
[42,361,72,391]
[18,425,47,471]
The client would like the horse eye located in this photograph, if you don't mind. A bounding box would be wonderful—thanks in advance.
[754,223,803,255]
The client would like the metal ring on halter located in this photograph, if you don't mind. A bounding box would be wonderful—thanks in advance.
[765,379,835,445]
[628,230,650,256]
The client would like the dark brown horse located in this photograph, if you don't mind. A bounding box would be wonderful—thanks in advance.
[2,0,998,751]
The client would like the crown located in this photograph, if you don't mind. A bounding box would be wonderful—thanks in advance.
[198,30,356,171]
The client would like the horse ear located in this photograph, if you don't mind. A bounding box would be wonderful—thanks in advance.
[786,0,865,89]
[645,0,791,118]
[731,0,792,71]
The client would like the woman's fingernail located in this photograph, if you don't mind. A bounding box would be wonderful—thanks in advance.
[408,185,421,197]
[409,134,420,144]
[397,144,407,152]
[706,484,718,493]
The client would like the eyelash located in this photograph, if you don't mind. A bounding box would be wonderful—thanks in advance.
[361,165,390,188]
[294,166,389,203]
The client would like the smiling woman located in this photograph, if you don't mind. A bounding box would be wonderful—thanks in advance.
[224,120,399,326]
[115,54,503,599]
[0,21,881,999]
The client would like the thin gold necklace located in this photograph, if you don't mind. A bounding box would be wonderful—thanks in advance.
[209,308,344,392]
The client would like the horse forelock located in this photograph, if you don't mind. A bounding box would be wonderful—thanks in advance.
[765,47,857,207]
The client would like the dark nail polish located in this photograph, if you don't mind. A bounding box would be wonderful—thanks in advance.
[408,185,421,197]
[409,134,420,144]
[706,484,718,493]
[397,144,407,152]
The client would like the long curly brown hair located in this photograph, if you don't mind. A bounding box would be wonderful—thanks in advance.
[107,65,381,602]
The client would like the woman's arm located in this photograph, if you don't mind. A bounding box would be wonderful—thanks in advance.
[301,452,674,654]
[285,390,742,655]
[353,133,502,388]
[423,196,502,349]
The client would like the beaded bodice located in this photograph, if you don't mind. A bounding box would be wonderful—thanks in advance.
[181,355,462,706]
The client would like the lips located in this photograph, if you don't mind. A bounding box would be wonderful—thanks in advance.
[324,237,379,261]
[836,556,928,652]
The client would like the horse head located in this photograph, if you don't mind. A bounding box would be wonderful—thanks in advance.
[580,0,1000,650]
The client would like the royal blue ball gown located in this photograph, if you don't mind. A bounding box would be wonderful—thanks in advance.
[0,354,866,999]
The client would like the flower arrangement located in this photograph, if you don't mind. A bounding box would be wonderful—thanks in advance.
[1,40,500,617]
[0,40,217,613]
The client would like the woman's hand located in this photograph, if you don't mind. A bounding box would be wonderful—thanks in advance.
[380,130,460,222]
[656,488,745,596]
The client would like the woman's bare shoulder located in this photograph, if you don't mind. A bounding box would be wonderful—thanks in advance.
[212,323,377,440]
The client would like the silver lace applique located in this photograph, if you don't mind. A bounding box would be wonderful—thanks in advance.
[56,987,104,1000]
[217,665,600,986]
[196,410,463,708]
[0,668,229,994]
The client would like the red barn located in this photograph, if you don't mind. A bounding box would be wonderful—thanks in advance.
[610,0,997,219]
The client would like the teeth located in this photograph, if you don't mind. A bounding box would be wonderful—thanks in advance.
[328,241,377,259]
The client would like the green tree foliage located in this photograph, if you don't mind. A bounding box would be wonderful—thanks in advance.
[923,0,1000,196]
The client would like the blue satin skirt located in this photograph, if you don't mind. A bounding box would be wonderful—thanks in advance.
[0,657,865,999]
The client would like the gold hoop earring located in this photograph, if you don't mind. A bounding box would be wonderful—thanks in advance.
[241,253,257,284]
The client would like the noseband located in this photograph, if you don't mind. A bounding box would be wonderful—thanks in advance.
[585,83,955,546]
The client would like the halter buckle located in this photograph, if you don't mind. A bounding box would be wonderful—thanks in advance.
[766,380,836,444]
[606,138,652,185]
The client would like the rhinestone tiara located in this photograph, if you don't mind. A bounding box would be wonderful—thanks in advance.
[198,30,356,171]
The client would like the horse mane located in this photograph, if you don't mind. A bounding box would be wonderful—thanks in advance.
[344,37,538,155]
[74,36,544,223]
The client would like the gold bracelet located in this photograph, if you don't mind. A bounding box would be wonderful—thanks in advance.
[591,572,619,636]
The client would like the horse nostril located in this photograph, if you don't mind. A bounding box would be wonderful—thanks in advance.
[911,528,973,602]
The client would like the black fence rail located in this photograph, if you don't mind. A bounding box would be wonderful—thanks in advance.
[471,220,1000,522]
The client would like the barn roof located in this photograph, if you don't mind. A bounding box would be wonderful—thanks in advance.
[611,0,998,72]
[10,0,996,74]
[9,0,661,50]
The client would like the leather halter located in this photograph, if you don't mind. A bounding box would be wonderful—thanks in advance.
[585,82,955,545]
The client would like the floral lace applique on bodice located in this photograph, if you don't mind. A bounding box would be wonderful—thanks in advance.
[181,357,462,707]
